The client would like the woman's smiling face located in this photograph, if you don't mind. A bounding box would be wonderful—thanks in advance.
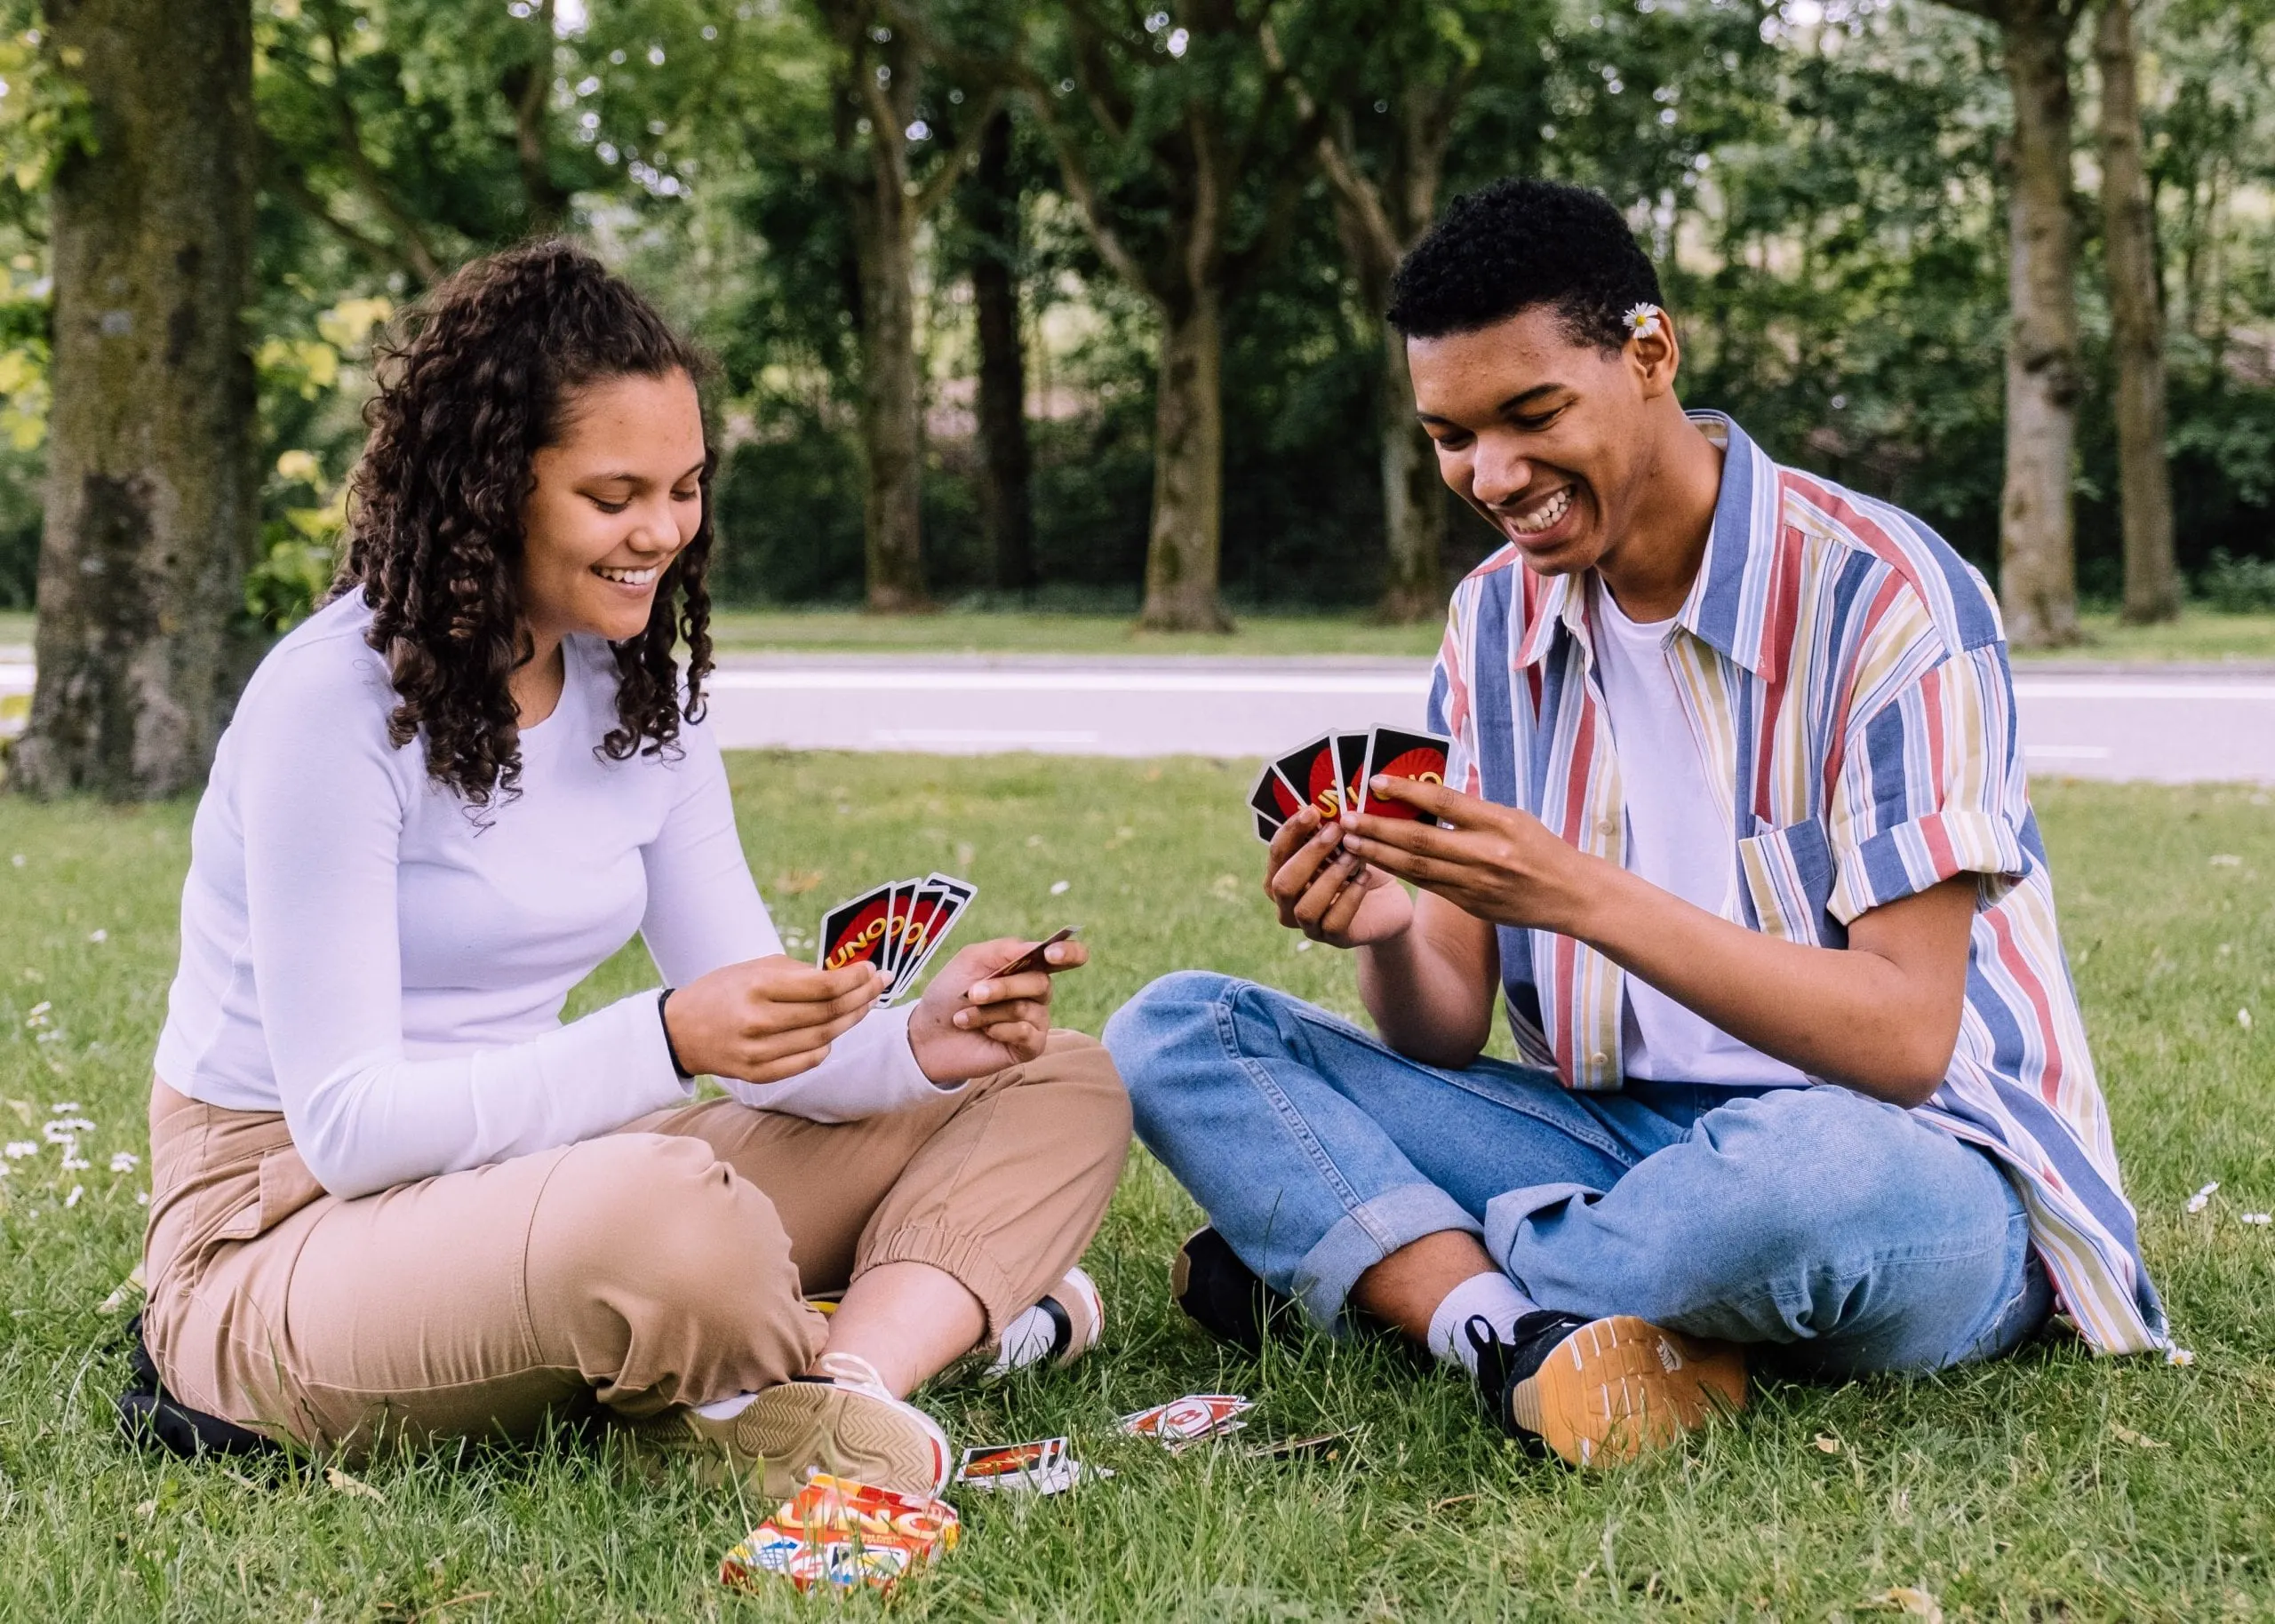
[520,369,706,648]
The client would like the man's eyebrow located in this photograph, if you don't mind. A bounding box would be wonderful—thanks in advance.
[1415,385,1566,428]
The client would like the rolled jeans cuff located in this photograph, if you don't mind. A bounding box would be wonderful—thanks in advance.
[1292,1182,1482,1332]
[1481,1182,1599,1282]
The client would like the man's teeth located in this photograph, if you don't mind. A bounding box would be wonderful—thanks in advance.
[593,565,659,585]
[1509,487,1574,536]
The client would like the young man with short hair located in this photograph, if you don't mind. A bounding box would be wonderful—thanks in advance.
[1104,178,2166,1468]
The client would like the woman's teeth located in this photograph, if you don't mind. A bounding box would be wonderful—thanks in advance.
[593,565,659,586]
[1509,487,1574,536]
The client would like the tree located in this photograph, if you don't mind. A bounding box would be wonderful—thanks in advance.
[1011,4,1321,632]
[2094,0,2178,625]
[1266,4,1513,622]
[12,0,259,799]
[809,1,998,613]
[962,105,1036,595]
[1942,0,2084,649]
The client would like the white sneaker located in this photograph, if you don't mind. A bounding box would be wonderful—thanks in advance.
[983,1267,1105,1377]
[736,1352,953,1501]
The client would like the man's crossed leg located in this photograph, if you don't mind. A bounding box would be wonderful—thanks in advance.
[1106,974,2050,1464]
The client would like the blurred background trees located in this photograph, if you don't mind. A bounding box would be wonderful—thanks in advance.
[4,0,2275,791]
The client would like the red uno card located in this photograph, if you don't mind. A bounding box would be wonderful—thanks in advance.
[1333,732,1371,816]
[1272,735,1348,818]
[1116,1393,1253,1446]
[1361,728,1450,824]
[954,1437,1066,1490]
[1249,762,1304,840]
[817,883,896,975]
[884,874,976,1005]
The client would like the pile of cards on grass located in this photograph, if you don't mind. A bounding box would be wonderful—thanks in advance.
[720,1392,1291,1596]
[814,872,976,1004]
[1249,727,1451,841]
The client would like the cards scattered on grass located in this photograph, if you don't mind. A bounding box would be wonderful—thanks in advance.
[953,1437,1112,1495]
[1118,1394,1253,1452]
[720,1474,959,1597]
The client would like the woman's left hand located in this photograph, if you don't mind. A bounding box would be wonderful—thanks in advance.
[906,935,1089,1084]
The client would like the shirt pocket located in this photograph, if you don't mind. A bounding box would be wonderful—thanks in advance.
[1736,816,1841,946]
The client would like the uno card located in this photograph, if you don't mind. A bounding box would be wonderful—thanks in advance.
[1333,732,1372,816]
[877,879,917,983]
[954,1437,1066,1492]
[885,875,976,1005]
[1361,728,1451,824]
[1249,762,1304,840]
[719,1474,960,1597]
[1117,1393,1253,1448]
[817,883,896,975]
[1272,735,1349,819]
[987,926,1076,982]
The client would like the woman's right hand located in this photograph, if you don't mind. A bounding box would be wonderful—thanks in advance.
[662,955,887,1084]
[1265,805,1414,948]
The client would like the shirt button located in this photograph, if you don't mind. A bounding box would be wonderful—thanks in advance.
[1589,1051,1608,1067]
[1596,818,1619,838]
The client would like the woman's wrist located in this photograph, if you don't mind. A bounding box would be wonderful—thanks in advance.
[657,988,696,1080]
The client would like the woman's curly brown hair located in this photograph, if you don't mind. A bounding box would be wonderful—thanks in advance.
[334,239,715,808]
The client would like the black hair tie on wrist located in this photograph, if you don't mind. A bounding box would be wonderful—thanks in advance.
[657,988,695,1081]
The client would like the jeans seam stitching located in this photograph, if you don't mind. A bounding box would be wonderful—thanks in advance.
[1215,987,1386,1251]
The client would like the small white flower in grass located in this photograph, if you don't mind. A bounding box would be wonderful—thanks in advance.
[50,1101,78,1113]
[61,1155,89,1172]
[136,1190,148,1206]
[9,854,21,868]
[1294,938,1314,952]
[2244,1213,2272,1226]
[87,929,106,944]
[2209,853,2242,867]
[1050,880,1071,896]
[2188,1181,2219,1213]
[64,1185,81,1208]
[1624,303,1664,340]
[4,1142,34,1159]
[2166,1344,2196,1366]
[110,1150,137,1173]
[2241,1008,2255,1031]
[34,1030,60,1044]
[25,999,50,1025]
[43,1118,92,1141]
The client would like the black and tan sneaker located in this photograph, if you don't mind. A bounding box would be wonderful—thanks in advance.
[1468,1311,1746,1468]
[1169,1226,1297,1354]
[625,1352,952,1501]
[983,1266,1106,1377]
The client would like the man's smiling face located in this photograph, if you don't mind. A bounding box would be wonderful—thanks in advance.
[1408,305,1660,579]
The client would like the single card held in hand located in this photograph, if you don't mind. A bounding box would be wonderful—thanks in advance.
[1361,727,1450,824]
[1249,762,1304,840]
[817,883,897,975]
[1333,732,1372,816]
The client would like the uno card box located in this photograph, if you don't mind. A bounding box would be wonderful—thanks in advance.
[719,1474,961,1598]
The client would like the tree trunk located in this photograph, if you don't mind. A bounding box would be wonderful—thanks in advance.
[2095,0,2178,625]
[968,109,1034,596]
[1140,291,1232,632]
[12,0,258,800]
[1377,322,1444,622]
[1993,0,2083,649]
[849,151,930,613]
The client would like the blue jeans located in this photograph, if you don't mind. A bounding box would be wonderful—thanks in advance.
[1104,973,2051,1377]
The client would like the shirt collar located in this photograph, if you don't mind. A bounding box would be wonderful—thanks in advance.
[1512,410,1779,678]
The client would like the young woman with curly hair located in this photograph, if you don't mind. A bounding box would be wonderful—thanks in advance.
[137,241,1130,1498]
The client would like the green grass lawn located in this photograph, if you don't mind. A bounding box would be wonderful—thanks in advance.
[0,759,2270,1620]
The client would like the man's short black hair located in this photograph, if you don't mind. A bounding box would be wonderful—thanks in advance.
[1386,178,1663,352]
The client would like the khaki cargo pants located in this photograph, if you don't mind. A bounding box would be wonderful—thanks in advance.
[142,1031,1130,1455]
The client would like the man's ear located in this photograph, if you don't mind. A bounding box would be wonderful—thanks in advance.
[1628,314,1681,402]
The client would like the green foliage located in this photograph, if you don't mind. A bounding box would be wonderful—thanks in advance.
[2199,550,2275,613]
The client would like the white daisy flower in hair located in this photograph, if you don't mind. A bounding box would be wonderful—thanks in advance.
[1624,302,1664,339]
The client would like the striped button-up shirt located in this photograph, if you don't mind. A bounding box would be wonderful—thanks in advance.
[1426,413,2164,1355]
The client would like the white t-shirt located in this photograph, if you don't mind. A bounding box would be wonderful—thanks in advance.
[155,592,940,1198]
[1586,579,1810,1088]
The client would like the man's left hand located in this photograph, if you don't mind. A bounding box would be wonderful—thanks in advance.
[906,935,1088,1083]
[1337,776,1593,935]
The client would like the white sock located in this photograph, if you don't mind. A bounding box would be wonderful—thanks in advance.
[1425,1271,1537,1375]
[694,1390,758,1421]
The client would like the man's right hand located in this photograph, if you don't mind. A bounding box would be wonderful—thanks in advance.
[1265,805,1415,948]
[663,955,886,1084]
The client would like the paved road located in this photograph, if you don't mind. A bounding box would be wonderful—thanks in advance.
[5,651,2271,783]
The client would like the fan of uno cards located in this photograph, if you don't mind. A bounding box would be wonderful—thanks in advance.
[1247,727,1450,842]
[815,872,976,1005]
